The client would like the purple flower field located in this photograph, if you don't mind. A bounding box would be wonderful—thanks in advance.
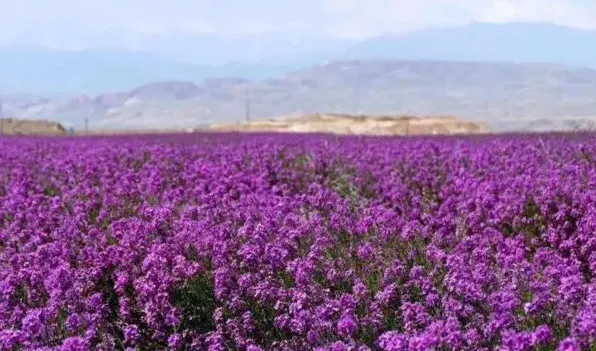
[1,133,596,351]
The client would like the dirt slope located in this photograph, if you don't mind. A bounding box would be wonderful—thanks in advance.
[209,113,489,135]
[0,118,67,136]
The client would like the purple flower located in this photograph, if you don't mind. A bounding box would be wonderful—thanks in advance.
[558,338,581,351]
[60,337,90,351]
[532,325,553,346]
[1,133,595,349]
[337,313,358,337]
[330,341,349,351]
[124,325,141,345]
[378,331,407,351]
[65,313,81,332]
[167,333,183,349]
[21,309,45,338]
[572,307,596,346]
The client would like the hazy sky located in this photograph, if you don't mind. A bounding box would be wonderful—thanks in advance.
[2,0,596,46]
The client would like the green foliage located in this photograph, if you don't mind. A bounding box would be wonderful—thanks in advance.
[171,275,216,335]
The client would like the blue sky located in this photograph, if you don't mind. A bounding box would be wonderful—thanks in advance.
[2,0,596,47]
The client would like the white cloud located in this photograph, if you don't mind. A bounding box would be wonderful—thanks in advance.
[0,0,595,45]
[472,0,595,27]
[320,0,596,38]
[0,0,324,35]
[320,0,482,38]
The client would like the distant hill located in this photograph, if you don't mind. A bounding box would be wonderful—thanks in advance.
[1,22,596,94]
[0,47,299,94]
[344,22,596,69]
[4,59,596,132]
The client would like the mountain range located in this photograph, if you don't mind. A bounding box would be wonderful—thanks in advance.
[4,59,596,132]
[2,21,596,132]
[1,22,596,94]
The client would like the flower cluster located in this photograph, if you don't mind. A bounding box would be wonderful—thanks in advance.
[1,133,596,350]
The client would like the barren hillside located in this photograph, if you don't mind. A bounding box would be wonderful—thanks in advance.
[209,113,488,135]
[0,118,67,136]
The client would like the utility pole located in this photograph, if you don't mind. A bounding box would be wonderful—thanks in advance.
[84,116,89,134]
